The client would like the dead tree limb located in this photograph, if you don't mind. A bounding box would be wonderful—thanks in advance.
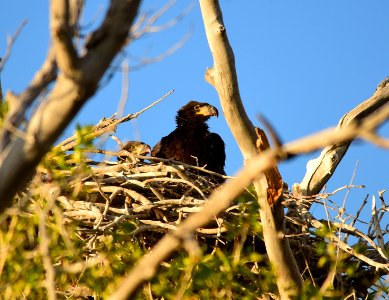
[0,0,142,212]
[0,49,57,151]
[300,78,389,198]
[0,20,27,72]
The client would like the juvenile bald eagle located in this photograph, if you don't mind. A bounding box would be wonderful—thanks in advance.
[151,101,226,175]
[117,141,151,162]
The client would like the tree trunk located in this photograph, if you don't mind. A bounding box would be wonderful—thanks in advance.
[198,1,303,298]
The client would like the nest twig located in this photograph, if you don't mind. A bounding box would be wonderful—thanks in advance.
[44,155,228,246]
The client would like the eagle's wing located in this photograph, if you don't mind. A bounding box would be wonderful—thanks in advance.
[151,140,163,158]
[151,133,181,160]
[204,132,226,175]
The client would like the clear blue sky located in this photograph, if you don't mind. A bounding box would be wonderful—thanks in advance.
[1,1,389,226]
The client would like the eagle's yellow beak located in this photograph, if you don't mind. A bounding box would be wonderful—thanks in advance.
[195,105,219,117]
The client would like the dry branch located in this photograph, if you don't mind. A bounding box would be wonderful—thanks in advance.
[0,48,57,151]
[55,89,174,152]
[51,0,80,77]
[300,78,389,198]
[0,0,142,212]
[0,20,27,72]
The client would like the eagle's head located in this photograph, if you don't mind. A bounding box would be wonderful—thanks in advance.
[117,141,151,161]
[176,101,219,126]
[122,141,151,156]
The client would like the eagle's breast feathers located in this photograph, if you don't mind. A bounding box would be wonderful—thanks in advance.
[151,101,226,175]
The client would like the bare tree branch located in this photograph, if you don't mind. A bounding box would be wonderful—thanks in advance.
[0,48,57,151]
[0,20,27,72]
[130,0,193,41]
[0,0,142,212]
[50,0,80,77]
[300,78,389,198]
[128,29,192,71]
[116,59,130,118]
[198,0,302,298]
[54,89,174,152]
[0,2,82,150]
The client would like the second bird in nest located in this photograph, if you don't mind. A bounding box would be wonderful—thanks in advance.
[151,101,226,175]
[117,141,151,162]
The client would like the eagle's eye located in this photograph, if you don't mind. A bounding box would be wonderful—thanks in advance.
[194,105,200,111]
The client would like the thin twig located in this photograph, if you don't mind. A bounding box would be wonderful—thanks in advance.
[372,195,389,261]
[310,219,389,270]
[55,90,174,152]
[345,194,369,243]
[0,20,27,72]
[130,0,193,41]
[132,89,174,118]
[129,30,192,71]
[117,59,130,118]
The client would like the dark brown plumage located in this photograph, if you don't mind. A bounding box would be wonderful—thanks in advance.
[151,101,226,175]
[117,141,151,162]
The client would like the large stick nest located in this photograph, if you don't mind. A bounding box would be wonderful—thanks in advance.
[28,149,388,297]
[55,156,229,245]
[22,104,388,297]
